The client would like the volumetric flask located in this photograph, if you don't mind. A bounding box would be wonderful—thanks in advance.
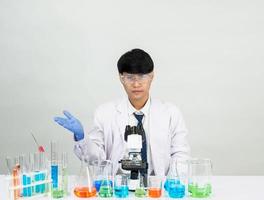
[188,158,212,198]
[74,158,96,198]
[91,160,113,198]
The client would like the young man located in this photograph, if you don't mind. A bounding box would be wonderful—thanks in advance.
[54,49,190,177]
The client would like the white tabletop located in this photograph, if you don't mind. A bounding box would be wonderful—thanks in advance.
[1,175,263,200]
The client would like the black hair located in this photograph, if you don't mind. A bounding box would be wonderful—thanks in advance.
[117,48,154,74]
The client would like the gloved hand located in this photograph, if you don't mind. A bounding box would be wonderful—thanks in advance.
[54,110,84,141]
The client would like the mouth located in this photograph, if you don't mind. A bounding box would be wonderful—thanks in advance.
[132,90,144,94]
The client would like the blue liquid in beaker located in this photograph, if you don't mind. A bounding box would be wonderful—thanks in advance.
[114,185,129,198]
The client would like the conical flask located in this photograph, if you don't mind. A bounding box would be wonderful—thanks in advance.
[73,156,96,198]
[91,160,113,198]
[165,158,187,198]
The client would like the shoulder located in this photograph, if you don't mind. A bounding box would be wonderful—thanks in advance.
[94,98,124,117]
[151,98,183,116]
[151,98,181,111]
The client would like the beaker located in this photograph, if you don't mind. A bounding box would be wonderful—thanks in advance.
[114,174,129,198]
[135,174,147,198]
[148,176,163,198]
[165,159,187,198]
[188,158,212,198]
[73,158,97,198]
[91,160,113,198]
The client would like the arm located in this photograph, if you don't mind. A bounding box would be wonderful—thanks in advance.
[169,106,191,160]
[54,110,106,161]
[74,109,106,161]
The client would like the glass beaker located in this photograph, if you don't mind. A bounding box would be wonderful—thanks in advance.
[165,159,187,198]
[188,158,212,198]
[148,176,163,198]
[91,160,113,198]
[114,174,129,198]
[135,174,147,198]
[74,159,96,198]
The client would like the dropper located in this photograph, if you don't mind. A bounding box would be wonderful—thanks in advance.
[31,132,45,152]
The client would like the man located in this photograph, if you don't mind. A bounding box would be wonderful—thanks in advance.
[54,49,190,177]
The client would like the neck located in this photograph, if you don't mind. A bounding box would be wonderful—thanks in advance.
[129,94,149,110]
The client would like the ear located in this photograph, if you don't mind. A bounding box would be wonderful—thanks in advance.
[119,73,124,84]
[150,71,154,81]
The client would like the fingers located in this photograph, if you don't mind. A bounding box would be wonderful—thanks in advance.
[54,117,72,131]
[54,117,67,126]
[63,110,74,119]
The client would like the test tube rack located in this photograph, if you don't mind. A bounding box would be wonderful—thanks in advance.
[5,170,52,200]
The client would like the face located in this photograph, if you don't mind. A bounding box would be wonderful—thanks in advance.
[119,72,154,102]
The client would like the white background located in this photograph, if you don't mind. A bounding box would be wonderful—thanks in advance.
[0,0,263,175]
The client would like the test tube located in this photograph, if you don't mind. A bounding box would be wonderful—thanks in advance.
[27,154,34,196]
[39,152,46,193]
[19,155,28,197]
[34,152,41,193]
[13,157,21,199]
[51,141,58,189]
[6,157,20,200]
[62,152,68,196]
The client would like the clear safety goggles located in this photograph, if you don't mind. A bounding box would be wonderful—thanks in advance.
[120,73,152,84]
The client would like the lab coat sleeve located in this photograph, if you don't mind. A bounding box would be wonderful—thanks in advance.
[73,109,106,161]
[170,106,191,160]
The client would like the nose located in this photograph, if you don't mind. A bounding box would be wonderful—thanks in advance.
[132,80,141,87]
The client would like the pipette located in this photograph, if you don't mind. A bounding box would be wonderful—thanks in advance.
[31,132,45,152]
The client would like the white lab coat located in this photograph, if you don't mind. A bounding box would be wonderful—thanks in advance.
[74,97,190,176]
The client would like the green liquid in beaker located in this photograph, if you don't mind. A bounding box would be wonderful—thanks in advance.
[188,183,211,198]
[99,185,113,197]
[52,189,64,198]
[135,187,147,197]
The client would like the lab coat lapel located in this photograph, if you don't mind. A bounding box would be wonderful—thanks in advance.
[115,98,128,145]
[149,99,165,176]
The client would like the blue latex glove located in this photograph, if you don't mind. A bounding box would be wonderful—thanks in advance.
[54,110,84,141]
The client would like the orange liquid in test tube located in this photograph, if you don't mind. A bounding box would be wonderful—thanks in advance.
[74,187,97,198]
[148,188,162,198]
[13,165,20,200]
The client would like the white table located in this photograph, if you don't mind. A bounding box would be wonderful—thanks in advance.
[1,176,263,200]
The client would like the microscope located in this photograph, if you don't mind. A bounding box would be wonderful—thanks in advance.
[119,125,148,191]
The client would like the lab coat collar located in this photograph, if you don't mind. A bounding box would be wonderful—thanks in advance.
[127,96,151,116]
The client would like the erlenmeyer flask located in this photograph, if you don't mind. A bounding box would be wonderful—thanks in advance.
[91,160,113,198]
[74,157,97,198]
[165,159,187,198]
